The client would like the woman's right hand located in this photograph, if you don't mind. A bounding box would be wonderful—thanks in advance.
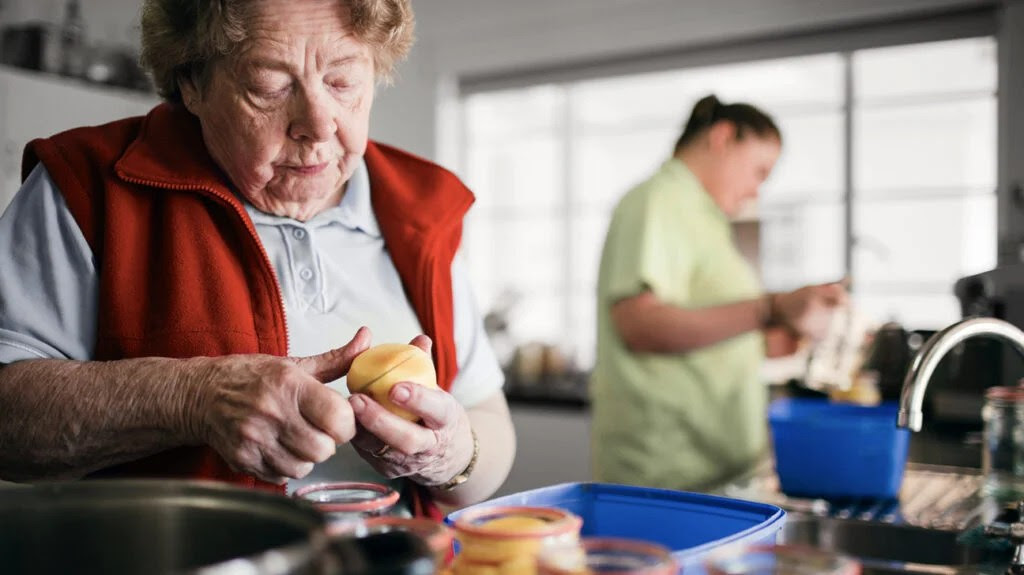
[182,327,372,484]
[773,282,847,341]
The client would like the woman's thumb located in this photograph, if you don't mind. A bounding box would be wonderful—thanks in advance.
[293,326,372,383]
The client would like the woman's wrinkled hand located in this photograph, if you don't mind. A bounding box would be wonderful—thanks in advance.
[184,327,372,484]
[348,336,473,487]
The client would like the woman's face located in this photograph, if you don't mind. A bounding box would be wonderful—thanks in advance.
[704,131,781,218]
[181,0,375,221]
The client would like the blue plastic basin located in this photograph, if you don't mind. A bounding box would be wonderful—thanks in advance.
[769,398,910,500]
[446,482,785,575]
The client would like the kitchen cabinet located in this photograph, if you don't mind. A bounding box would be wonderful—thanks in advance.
[0,65,158,211]
[496,402,592,496]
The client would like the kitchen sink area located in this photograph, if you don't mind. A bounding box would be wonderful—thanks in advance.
[725,464,1016,574]
[779,514,985,574]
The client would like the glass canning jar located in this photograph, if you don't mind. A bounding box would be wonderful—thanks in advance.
[452,506,583,575]
[293,481,400,531]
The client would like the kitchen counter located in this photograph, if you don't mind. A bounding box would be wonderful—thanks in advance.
[721,462,1018,574]
[502,370,590,410]
[908,423,982,469]
[723,461,990,530]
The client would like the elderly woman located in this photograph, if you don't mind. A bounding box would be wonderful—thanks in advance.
[0,0,515,514]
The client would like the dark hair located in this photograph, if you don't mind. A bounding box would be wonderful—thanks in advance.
[674,94,781,152]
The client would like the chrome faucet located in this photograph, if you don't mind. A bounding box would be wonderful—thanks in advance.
[898,317,1024,431]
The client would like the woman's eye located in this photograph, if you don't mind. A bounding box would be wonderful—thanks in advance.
[327,78,356,91]
[249,82,290,99]
[255,87,288,98]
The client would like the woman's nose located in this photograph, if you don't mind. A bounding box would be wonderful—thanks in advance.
[289,88,337,142]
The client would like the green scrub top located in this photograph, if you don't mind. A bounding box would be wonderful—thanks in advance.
[591,157,767,492]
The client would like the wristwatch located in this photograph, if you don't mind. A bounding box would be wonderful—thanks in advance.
[438,428,479,491]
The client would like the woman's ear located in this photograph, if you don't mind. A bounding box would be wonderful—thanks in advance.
[706,120,737,152]
[177,73,201,115]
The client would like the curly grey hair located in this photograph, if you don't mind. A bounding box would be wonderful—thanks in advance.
[140,0,414,102]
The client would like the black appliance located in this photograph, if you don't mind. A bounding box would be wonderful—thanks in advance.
[925,265,1024,424]
[859,266,1024,427]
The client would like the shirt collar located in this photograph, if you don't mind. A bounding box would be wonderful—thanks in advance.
[243,158,381,237]
[661,157,728,224]
[335,158,380,237]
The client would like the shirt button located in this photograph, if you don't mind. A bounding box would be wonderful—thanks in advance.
[299,268,314,281]
[292,228,306,240]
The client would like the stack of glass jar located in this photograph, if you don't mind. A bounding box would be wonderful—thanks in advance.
[982,385,1024,503]
[296,482,458,569]
[300,488,688,575]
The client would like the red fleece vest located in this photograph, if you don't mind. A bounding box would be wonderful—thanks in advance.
[22,103,472,513]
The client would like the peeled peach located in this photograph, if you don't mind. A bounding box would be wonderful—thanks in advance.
[478,516,552,533]
[347,343,438,420]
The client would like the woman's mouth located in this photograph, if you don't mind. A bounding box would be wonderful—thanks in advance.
[285,163,329,176]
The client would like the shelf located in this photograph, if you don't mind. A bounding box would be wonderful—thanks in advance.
[0,62,157,103]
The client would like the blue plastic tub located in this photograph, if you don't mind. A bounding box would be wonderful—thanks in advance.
[769,398,910,500]
[446,482,785,574]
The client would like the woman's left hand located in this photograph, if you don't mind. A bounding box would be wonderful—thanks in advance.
[348,340,473,487]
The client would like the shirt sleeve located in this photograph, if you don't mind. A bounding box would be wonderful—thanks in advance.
[446,253,505,409]
[600,186,692,305]
[0,164,98,363]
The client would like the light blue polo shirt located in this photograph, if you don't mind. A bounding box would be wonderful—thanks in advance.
[0,161,504,493]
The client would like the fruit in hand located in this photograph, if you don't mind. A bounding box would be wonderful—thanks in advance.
[347,344,438,420]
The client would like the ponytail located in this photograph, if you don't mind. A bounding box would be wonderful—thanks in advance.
[674,94,781,152]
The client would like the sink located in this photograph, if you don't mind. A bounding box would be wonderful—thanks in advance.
[778,514,998,574]
[722,462,1014,573]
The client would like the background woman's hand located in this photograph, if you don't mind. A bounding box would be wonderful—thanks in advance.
[348,336,474,487]
[774,282,847,341]
[185,328,371,484]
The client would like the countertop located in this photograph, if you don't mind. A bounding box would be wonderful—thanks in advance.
[503,377,985,473]
[722,461,990,530]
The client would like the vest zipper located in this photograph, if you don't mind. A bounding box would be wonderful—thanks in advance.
[115,175,291,356]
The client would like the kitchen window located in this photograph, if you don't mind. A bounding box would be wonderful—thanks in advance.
[459,37,997,370]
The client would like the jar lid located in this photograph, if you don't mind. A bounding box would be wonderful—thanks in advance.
[453,506,582,540]
[986,386,1024,403]
[293,481,400,514]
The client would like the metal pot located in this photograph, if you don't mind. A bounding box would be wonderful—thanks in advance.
[0,479,340,575]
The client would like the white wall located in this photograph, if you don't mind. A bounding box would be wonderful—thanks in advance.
[2,0,990,159]
[415,0,984,76]
[370,0,989,160]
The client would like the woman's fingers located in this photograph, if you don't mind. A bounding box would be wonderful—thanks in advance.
[349,393,436,456]
[278,419,337,464]
[408,334,432,356]
[292,326,372,383]
[260,443,316,480]
[388,382,457,431]
[297,383,356,444]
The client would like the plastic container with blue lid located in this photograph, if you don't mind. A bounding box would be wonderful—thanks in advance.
[769,397,910,500]
[446,482,785,575]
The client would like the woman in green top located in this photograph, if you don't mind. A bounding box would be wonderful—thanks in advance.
[592,95,845,492]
